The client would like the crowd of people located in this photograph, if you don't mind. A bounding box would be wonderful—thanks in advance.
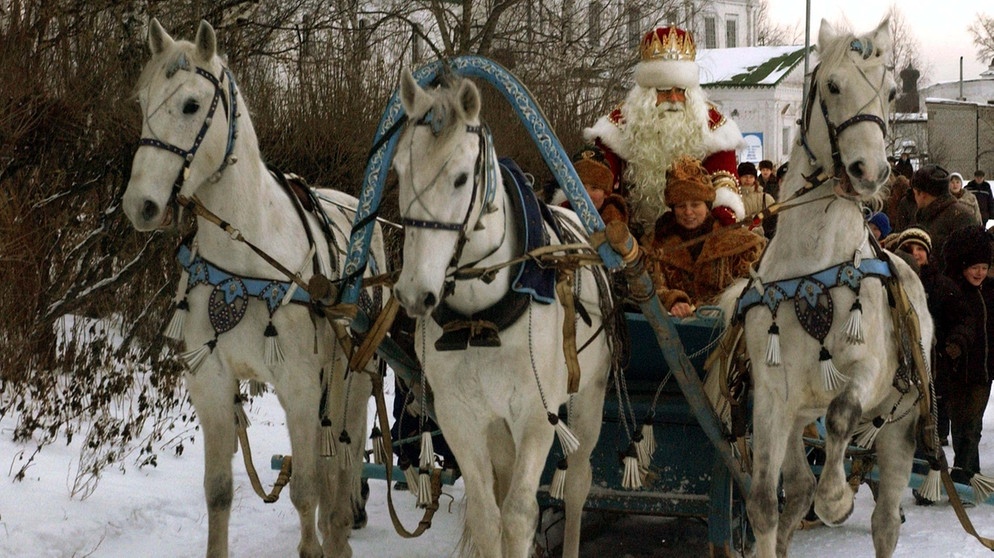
[560,24,994,501]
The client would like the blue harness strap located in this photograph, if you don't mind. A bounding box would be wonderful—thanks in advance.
[178,243,311,316]
[501,157,560,305]
[736,258,892,320]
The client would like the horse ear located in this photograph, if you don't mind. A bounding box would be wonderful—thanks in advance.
[871,17,892,56]
[456,79,481,122]
[148,18,174,55]
[817,18,837,49]
[399,69,431,118]
[195,20,217,62]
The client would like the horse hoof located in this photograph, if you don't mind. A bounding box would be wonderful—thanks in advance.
[814,495,854,527]
[352,507,368,530]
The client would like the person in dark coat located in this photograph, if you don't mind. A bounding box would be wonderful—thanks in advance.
[885,174,915,234]
[910,165,977,267]
[965,170,994,225]
[888,228,972,445]
[894,152,914,179]
[942,225,994,486]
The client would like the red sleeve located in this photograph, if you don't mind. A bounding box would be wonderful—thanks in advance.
[593,138,628,198]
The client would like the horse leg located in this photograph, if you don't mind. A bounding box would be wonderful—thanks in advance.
[813,385,863,526]
[434,404,503,558]
[868,415,916,558]
[746,384,792,558]
[560,377,608,558]
[277,372,327,558]
[501,411,556,558]
[776,428,817,556]
[186,366,238,558]
[347,370,373,530]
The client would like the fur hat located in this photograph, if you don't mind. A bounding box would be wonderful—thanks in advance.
[867,212,891,238]
[911,164,951,198]
[892,227,931,255]
[572,144,615,195]
[737,161,757,177]
[758,160,774,171]
[665,156,715,207]
[634,26,699,90]
[943,225,992,276]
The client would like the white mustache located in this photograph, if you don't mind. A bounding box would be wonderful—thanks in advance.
[656,101,685,113]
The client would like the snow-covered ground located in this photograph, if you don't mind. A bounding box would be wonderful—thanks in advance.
[1,387,993,557]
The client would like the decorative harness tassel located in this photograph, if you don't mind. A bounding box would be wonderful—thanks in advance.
[844,299,864,344]
[549,458,568,500]
[370,425,387,465]
[338,429,353,470]
[819,347,847,391]
[264,322,285,367]
[621,442,642,490]
[852,415,886,449]
[320,418,337,457]
[638,414,656,461]
[548,412,580,456]
[180,339,217,373]
[165,243,197,341]
[969,471,994,504]
[416,429,435,508]
[765,323,782,366]
[917,461,943,504]
[398,456,421,499]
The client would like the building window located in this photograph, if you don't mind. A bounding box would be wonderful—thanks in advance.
[588,1,601,47]
[627,5,641,45]
[782,126,791,157]
[726,16,737,48]
[704,16,716,49]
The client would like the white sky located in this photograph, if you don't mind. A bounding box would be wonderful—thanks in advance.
[765,0,990,85]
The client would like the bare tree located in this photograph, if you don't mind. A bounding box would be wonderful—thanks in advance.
[970,12,994,65]
[755,0,800,46]
[887,5,932,85]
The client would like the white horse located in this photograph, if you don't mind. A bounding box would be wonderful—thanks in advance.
[720,19,932,558]
[391,70,615,558]
[122,19,386,558]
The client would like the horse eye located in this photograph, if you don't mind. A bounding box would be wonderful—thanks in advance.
[183,99,201,114]
[888,88,897,102]
[454,173,468,188]
[827,81,841,95]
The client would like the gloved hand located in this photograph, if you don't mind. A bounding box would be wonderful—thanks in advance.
[712,205,737,227]
[945,342,962,360]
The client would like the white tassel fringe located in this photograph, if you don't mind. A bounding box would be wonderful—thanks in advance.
[264,322,285,367]
[419,431,434,470]
[634,432,651,470]
[550,459,568,500]
[640,418,656,456]
[400,459,420,499]
[371,426,387,465]
[918,466,942,504]
[320,418,337,457]
[845,300,864,344]
[765,323,781,366]
[417,468,433,508]
[548,412,580,456]
[164,300,188,341]
[819,348,847,391]
[621,444,642,490]
[970,472,994,504]
[179,341,214,373]
[852,416,885,449]
[338,430,353,470]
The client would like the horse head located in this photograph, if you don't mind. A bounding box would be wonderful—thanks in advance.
[804,18,896,200]
[123,19,236,231]
[392,69,493,317]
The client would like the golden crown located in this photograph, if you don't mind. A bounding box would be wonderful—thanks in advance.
[640,27,696,62]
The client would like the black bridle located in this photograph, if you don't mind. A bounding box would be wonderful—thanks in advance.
[137,59,239,219]
[399,113,499,276]
[799,52,889,184]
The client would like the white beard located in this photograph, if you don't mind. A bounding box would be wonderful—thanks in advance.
[620,86,711,228]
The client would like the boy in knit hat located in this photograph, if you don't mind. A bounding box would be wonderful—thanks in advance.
[941,225,994,491]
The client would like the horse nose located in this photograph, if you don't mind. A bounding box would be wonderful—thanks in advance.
[423,292,436,308]
[847,160,866,180]
[142,199,160,223]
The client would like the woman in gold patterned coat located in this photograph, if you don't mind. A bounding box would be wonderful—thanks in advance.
[647,156,766,317]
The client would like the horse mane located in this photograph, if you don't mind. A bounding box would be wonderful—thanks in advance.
[417,73,476,147]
